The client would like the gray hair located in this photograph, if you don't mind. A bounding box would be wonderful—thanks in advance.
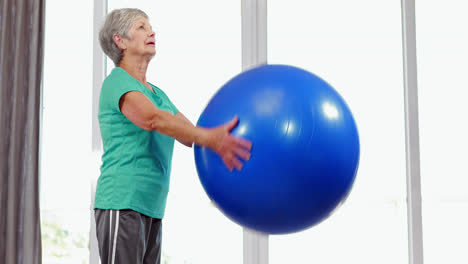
[99,8,149,66]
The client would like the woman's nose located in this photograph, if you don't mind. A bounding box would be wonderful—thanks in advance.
[149,31,155,37]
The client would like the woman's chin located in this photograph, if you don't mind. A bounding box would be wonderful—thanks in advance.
[147,49,156,56]
[143,50,156,59]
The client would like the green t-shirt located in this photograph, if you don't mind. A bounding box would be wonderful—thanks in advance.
[94,67,178,219]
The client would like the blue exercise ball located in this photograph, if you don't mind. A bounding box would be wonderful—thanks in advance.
[194,64,360,234]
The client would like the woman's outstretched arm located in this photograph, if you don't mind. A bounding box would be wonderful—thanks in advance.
[119,91,251,171]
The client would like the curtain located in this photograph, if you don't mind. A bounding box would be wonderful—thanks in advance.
[0,0,45,263]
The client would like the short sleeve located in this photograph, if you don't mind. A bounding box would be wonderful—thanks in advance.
[101,78,139,113]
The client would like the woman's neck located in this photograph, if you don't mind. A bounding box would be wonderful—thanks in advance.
[119,56,152,87]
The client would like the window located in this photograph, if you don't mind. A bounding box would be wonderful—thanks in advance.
[40,0,98,263]
[417,1,468,263]
[267,1,408,263]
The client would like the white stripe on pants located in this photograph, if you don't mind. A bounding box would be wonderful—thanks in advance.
[110,210,120,264]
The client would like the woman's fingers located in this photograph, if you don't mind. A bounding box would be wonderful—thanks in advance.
[212,120,252,172]
[224,116,239,132]
[222,156,234,172]
[223,155,244,172]
[234,147,251,161]
[231,157,243,171]
[225,136,251,170]
[234,136,252,151]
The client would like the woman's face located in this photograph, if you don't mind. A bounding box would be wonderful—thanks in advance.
[123,17,156,58]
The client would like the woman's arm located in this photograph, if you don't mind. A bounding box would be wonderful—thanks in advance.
[119,91,251,171]
[174,112,196,148]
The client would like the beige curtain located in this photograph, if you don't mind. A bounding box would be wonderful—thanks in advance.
[0,0,45,263]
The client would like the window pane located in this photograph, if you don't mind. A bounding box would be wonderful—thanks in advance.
[416,1,468,263]
[40,0,99,263]
[106,1,243,263]
[267,1,408,263]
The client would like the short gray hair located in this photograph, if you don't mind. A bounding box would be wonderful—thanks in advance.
[99,8,149,66]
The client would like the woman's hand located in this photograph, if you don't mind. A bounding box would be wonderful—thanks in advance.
[205,116,252,172]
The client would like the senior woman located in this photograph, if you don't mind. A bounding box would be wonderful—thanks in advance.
[94,8,251,264]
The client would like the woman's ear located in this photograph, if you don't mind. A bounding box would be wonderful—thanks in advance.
[113,33,126,50]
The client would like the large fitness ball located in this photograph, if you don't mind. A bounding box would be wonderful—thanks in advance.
[194,64,360,234]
